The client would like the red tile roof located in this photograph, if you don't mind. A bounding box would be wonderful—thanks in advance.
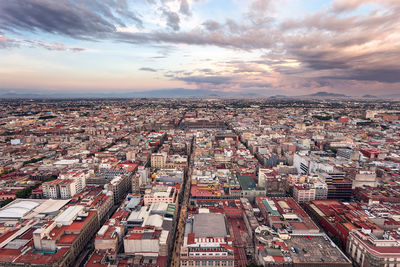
[57,233,78,245]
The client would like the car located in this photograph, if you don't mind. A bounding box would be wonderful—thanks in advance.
[317,244,323,249]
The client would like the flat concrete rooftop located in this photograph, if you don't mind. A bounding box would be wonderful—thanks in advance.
[286,235,351,265]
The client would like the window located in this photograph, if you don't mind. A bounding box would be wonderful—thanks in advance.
[202,260,207,266]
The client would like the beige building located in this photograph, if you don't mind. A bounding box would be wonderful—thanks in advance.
[59,179,77,199]
[126,151,136,161]
[95,225,120,251]
[43,179,78,199]
[351,170,377,189]
[258,168,274,188]
[151,153,167,169]
[347,229,400,267]
[293,184,316,203]
[124,226,169,256]
[131,173,142,194]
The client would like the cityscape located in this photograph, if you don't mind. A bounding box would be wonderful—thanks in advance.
[0,98,399,267]
[1,0,400,266]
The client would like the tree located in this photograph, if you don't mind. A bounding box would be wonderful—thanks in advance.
[0,198,14,208]
[15,183,40,198]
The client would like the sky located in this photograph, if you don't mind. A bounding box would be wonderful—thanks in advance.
[0,0,400,96]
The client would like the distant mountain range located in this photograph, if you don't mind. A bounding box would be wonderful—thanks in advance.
[0,89,399,99]
[362,94,377,98]
[306,91,347,97]
[0,88,272,99]
[269,94,287,99]
[269,91,347,99]
[270,91,400,99]
[0,89,222,99]
[382,93,400,99]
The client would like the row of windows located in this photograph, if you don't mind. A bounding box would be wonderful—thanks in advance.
[349,244,399,266]
[181,260,233,266]
[189,252,227,256]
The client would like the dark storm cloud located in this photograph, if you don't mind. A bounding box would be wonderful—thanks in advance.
[0,0,141,39]
[288,49,350,70]
[0,0,278,50]
[1,0,400,89]
[115,30,277,50]
[324,69,400,83]
[280,1,400,84]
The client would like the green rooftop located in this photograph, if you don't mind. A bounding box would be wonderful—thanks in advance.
[237,175,256,191]
[166,204,176,216]
[263,199,280,216]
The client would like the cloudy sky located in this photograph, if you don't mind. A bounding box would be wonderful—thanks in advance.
[1,0,399,96]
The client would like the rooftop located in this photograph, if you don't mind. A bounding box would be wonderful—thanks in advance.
[192,213,227,238]
[286,235,351,264]
[0,200,42,219]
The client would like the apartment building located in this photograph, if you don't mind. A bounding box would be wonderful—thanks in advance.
[151,153,167,169]
[293,183,316,203]
[144,186,177,206]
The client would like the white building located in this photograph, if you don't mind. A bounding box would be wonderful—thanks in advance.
[59,169,92,194]
[293,153,335,174]
[144,186,177,206]
[124,226,169,257]
[59,179,77,199]
[258,168,274,188]
[42,179,77,199]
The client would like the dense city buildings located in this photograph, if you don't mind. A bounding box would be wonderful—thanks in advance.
[0,98,399,266]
